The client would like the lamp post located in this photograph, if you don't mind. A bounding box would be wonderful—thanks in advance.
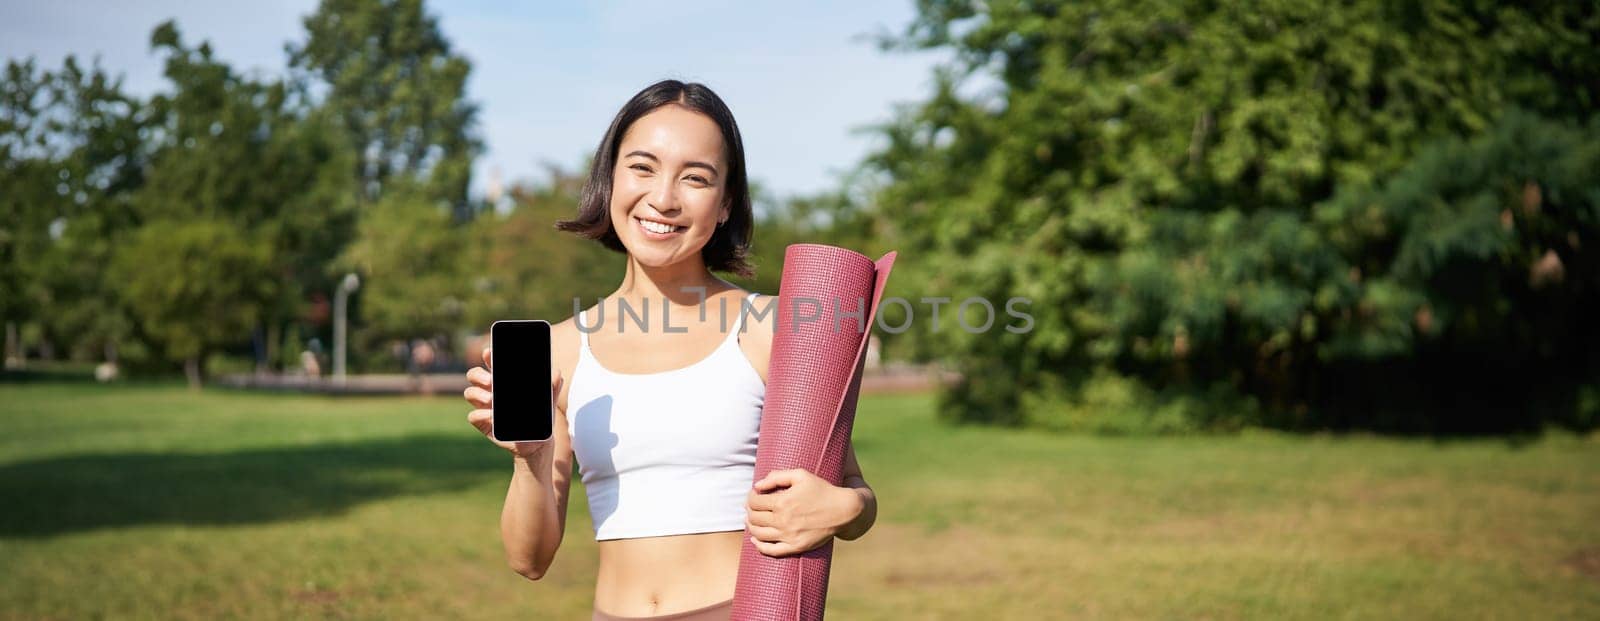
[333,272,361,383]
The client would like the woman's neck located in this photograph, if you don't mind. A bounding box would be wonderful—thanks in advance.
[610,255,734,308]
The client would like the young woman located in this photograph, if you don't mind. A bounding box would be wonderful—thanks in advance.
[462,80,878,621]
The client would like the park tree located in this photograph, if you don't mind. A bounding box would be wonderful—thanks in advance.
[133,21,357,373]
[110,219,276,387]
[871,0,1600,432]
[289,0,485,366]
[288,0,480,215]
[0,59,64,362]
[1,56,148,365]
[1308,111,1600,431]
[7,1,483,379]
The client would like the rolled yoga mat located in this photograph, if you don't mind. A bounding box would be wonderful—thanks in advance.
[732,243,897,621]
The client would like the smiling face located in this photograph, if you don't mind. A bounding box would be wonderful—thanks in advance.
[608,104,730,269]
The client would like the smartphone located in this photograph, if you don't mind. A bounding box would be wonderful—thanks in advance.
[490,320,553,443]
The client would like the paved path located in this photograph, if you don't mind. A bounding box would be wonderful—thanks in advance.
[218,365,957,396]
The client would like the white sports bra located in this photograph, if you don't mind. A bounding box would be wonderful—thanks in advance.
[566,292,766,541]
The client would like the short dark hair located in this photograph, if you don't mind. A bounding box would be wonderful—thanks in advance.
[555,79,754,278]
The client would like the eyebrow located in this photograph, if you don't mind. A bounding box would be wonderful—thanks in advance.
[623,150,720,176]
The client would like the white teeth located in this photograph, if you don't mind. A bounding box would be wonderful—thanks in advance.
[638,218,677,234]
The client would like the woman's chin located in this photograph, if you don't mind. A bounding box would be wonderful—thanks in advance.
[625,246,690,269]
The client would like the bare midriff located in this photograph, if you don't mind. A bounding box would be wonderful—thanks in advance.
[592,530,744,616]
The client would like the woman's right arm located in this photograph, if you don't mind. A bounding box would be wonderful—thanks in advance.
[500,402,574,580]
[465,346,575,580]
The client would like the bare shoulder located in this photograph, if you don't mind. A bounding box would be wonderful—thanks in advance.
[549,315,581,363]
[742,291,777,341]
[548,314,583,413]
[737,291,776,384]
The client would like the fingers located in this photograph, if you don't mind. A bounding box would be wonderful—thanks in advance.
[551,366,563,397]
[464,386,492,409]
[467,366,492,389]
[467,408,493,437]
[750,536,798,558]
[747,488,779,512]
[482,346,493,370]
[754,469,798,493]
[463,365,492,407]
[468,407,520,454]
[745,515,782,542]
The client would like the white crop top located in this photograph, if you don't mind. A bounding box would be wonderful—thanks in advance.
[566,292,766,540]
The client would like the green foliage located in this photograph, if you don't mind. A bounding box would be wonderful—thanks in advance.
[5,2,480,376]
[873,0,1600,432]
[141,22,359,336]
[1307,111,1600,432]
[109,219,276,378]
[1317,111,1600,353]
[338,184,467,343]
[289,0,485,365]
[1018,368,1258,434]
[8,0,1595,430]
[288,0,481,212]
[1,56,149,360]
[743,172,897,293]
[462,167,622,328]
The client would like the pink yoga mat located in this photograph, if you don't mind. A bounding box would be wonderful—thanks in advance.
[732,243,897,621]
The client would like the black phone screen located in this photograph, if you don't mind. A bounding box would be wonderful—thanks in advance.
[491,320,553,442]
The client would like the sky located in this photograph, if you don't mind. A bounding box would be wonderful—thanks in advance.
[0,1,946,199]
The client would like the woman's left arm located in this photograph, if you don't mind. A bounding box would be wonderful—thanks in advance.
[742,292,876,554]
[834,442,877,541]
[745,440,878,556]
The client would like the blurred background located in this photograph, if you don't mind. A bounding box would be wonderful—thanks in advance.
[2,1,1597,619]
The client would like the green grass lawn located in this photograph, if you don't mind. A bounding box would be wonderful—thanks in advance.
[1,381,1597,620]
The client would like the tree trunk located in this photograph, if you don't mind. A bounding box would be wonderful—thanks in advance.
[4,321,18,369]
[185,356,203,390]
[266,321,281,373]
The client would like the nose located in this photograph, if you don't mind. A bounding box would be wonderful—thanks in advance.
[647,175,680,215]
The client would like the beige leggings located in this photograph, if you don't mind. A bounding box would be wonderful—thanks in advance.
[591,598,733,621]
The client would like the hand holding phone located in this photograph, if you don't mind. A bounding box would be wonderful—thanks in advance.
[464,320,558,453]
